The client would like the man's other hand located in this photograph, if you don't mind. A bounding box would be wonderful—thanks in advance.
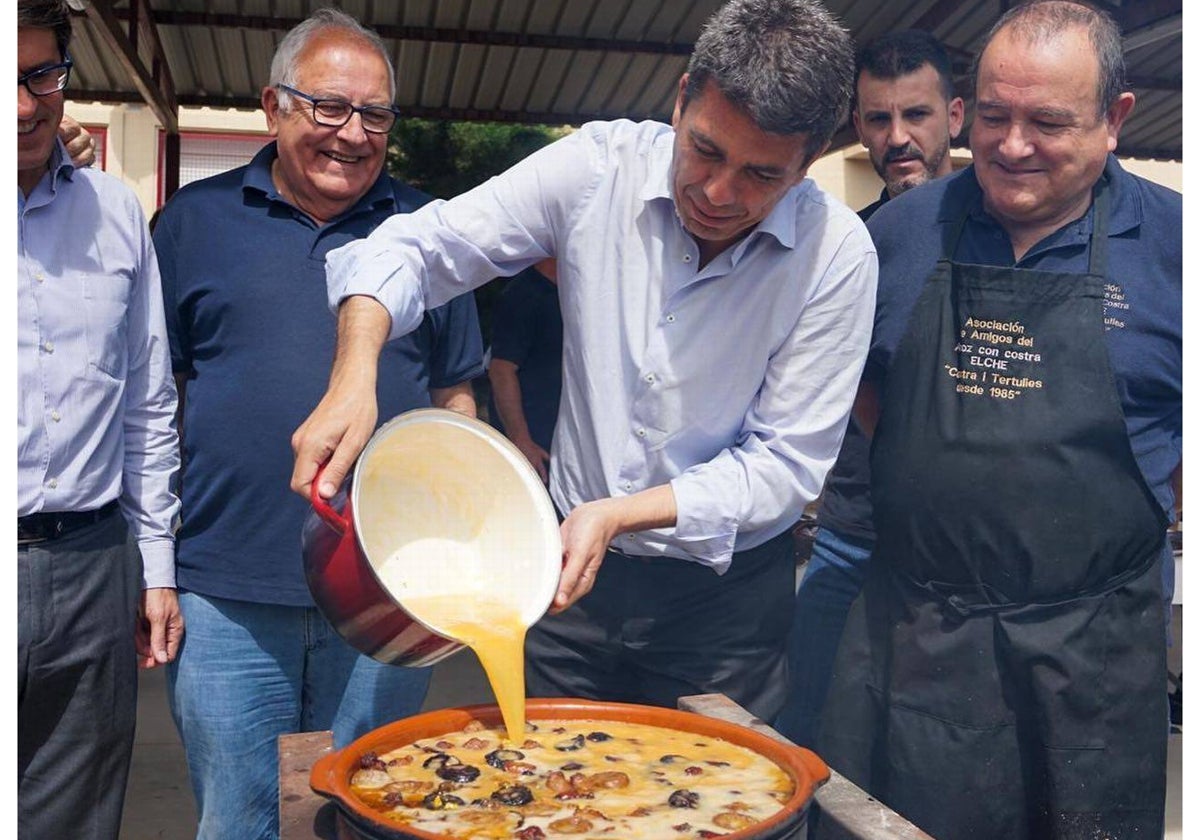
[515,436,551,484]
[59,114,96,168]
[136,587,184,669]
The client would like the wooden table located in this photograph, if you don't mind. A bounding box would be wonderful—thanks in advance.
[279,694,931,840]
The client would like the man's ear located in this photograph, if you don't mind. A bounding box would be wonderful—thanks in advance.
[262,86,282,136]
[796,140,831,185]
[947,96,965,140]
[1104,91,1135,151]
[852,108,866,147]
[672,74,689,128]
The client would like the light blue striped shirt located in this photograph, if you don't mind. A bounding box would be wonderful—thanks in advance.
[18,141,180,588]
[327,120,877,572]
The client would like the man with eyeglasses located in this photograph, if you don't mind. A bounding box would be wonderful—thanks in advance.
[151,9,483,838]
[18,1,183,837]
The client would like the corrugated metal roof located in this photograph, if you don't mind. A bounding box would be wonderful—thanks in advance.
[66,0,1183,160]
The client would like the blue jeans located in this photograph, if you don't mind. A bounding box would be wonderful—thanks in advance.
[773,526,872,748]
[166,592,432,840]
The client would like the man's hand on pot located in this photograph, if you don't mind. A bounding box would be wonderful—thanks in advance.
[291,378,377,500]
[291,296,391,499]
[555,499,621,613]
[553,486,679,613]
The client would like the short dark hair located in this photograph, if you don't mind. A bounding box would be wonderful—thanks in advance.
[975,0,1125,117]
[856,30,955,101]
[18,0,72,61]
[684,0,855,161]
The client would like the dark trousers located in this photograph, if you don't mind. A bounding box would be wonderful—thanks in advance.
[18,513,140,839]
[525,529,797,721]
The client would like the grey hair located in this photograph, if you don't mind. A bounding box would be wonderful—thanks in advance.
[974,0,1126,117]
[684,0,855,160]
[269,7,396,108]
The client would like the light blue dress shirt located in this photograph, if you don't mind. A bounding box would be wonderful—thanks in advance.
[327,119,877,572]
[18,140,180,588]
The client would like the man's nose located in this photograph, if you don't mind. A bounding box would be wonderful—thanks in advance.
[336,110,370,143]
[998,122,1034,159]
[703,166,737,206]
[887,119,911,149]
[17,85,39,119]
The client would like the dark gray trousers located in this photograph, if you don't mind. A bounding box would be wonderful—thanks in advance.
[18,513,140,840]
[525,529,797,722]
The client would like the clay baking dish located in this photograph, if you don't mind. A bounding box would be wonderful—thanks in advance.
[310,698,830,840]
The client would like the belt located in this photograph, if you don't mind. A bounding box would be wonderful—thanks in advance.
[18,500,120,545]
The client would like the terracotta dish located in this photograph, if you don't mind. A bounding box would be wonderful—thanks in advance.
[310,698,829,840]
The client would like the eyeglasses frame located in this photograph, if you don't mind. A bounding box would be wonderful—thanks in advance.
[18,54,73,98]
[275,83,400,134]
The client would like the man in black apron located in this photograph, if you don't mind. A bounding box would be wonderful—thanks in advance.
[820,3,1182,838]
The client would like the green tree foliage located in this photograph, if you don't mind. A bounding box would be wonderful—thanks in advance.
[387,119,569,200]
[386,119,569,414]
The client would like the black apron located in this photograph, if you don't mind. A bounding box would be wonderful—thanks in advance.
[820,183,1168,840]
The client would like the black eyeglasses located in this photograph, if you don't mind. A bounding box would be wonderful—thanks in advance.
[276,84,400,134]
[18,55,73,97]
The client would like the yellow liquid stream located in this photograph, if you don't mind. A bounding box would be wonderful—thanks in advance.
[402,596,529,743]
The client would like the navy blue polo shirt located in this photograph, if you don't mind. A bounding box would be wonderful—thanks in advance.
[486,266,563,452]
[155,143,484,606]
[865,155,1182,519]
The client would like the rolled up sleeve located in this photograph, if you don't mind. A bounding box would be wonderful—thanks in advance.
[324,129,602,341]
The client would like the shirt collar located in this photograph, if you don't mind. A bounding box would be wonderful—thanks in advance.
[641,126,803,252]
[942,154,1141,240]
[50,138,75,185]
[639,129,674,203]
[18,138,75,209]
[241,141,395,220]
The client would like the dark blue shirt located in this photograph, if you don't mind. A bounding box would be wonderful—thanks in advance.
[813,187,893,541]
[865,156,1181,517]
[486,267,563,452]
[155,144,485,605]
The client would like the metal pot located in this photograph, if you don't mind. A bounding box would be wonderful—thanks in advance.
[310,698,830,840]
[301,408,562,666]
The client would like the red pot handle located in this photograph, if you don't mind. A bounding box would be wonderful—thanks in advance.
[310,462,350,535]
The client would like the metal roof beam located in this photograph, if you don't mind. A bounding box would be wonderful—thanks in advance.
[126,9,694,56]
[76,0,179,133]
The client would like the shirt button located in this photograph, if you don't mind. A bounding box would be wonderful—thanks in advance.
[636,428,646,437]
[624,481,633,492]
[35,273,45,283]
[683,254,692,263]
[47,478,58,489]
[666,314,676,323]
[43,341,55,353]
[644,373,655,384]
[50,410,61,422]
